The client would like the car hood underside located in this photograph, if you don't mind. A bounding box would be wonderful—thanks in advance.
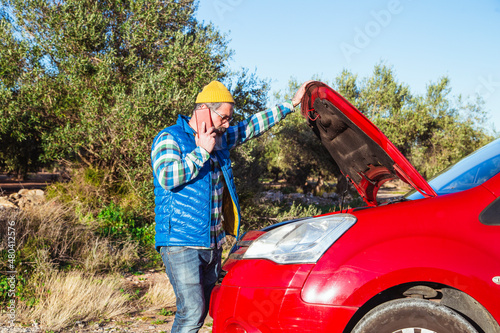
[300,81,436,206]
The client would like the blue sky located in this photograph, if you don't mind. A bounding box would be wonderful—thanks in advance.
[196,0,500,134]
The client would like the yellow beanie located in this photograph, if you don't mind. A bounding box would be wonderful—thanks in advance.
[195,81,235,104]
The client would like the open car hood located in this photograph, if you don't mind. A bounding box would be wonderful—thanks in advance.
[300,81,437,206]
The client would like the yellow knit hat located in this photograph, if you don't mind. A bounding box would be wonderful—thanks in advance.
[195,81,234,104]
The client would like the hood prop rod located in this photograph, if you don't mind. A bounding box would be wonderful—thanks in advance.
[307,108,320,121]
[340,175,351,213]
[340,188,347,213]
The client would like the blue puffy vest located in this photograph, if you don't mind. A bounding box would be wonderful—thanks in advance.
[152,115,241,250]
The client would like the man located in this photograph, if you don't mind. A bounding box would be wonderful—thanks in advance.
[151,80,310,333]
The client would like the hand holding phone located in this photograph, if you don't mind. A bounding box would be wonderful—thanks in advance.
[194,105,216,153]
[195,105,214,138]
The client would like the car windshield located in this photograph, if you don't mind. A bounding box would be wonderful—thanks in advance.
[406,138,500,200]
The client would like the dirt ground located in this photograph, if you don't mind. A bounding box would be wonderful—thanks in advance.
[70,271,215,333]
[81,271,215,333]
[2,313,213,333]
[62,309,213,333]
[1,271,213,333]
[0,271,213,333]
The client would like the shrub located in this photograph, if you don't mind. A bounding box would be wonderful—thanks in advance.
[240,201,324,232]
[97,202,155,247]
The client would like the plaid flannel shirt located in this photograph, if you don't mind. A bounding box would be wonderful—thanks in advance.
[151,101,294,248]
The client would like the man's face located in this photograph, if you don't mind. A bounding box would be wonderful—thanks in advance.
[211,103,234,134]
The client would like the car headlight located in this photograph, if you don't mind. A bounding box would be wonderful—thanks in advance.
[243,214,357,264]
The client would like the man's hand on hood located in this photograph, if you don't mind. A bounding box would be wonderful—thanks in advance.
[292,80,315,107]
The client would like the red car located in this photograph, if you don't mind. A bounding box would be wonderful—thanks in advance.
[209,82,500,333]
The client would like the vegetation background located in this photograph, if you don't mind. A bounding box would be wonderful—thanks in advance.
[0,0,496,331]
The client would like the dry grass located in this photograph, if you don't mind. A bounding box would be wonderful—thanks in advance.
[16,271,130,331]
[140,274,176,311]
[1,200,93,264]
[79,237,139,273]
[8,271,178,330]
[0,199,140,273]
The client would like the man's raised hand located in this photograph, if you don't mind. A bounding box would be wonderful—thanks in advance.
[292,80,314,107]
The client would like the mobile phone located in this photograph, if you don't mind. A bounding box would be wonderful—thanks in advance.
[195,106,214,137]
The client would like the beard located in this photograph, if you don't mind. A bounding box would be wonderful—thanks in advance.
[214,126,226,135]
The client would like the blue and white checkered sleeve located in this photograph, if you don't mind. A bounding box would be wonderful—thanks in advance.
[151,132,211,190]
[225,101,294,150]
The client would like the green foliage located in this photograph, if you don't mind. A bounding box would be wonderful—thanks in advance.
[97,202,155,247]
[241,201,329,232]
[228,70,271,203]
[265,78,339,192]
[0,0,229,181]
[44,166,160,270]
[45,167,107,211]
[0,12,47,176]
[159,308,174,316]
[0,272,30,304]
[1,0,270,211]
[333,63,493,179]
[356,64,411,120]
[230,68,270,119]
[276,202,322,221]
[84,167,105,187]
[0,274,10,303]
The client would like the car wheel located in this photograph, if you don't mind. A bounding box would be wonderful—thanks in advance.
[352,298,479,333]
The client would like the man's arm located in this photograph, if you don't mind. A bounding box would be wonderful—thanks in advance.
[151,132,210,190]
[225,101,294,150]
[223,80,312,149]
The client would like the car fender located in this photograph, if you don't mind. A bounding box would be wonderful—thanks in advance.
[301,233,500,321]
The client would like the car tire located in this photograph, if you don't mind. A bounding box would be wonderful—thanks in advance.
[352,298,479,333]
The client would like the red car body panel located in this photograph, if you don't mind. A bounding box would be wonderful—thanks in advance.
[222,261,314,289]
[302,181,500,312]
[211,175,500,332]
[211,284,357,333]
[210,83,500,332]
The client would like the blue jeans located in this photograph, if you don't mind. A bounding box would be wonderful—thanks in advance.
[160,246,223,333]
